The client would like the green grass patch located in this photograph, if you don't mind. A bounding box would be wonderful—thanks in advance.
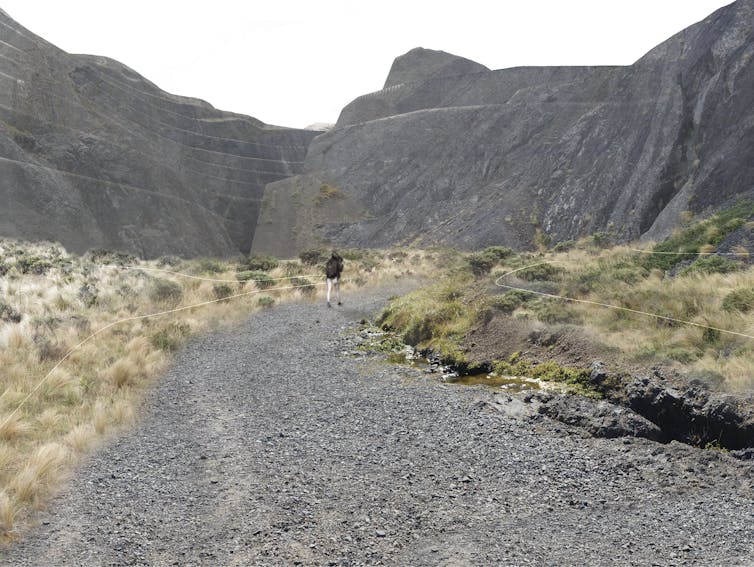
[642,200,754,271]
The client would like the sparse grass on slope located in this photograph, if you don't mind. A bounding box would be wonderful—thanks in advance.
[377,205,754,394]
[0,241,435,542]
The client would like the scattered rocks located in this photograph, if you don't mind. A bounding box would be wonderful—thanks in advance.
[4,284,753,566]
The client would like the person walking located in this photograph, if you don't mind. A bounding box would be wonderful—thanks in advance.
[325,251,344,307]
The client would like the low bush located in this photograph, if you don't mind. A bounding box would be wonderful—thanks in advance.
[722,288,754,313]
[156,255,182,267]
[16,256,52,275]
[212,284,234,301]
[0,302,21,323]
[238,255,278,272]
[517,263,565,282]
[236,270,275,288]
[87,249,138,265]
[488,290,535,314]
[467,246,513,276]
[467,253,495,276]
[78,283,98,308]
[149,279,183,304]
[299,248,328,265]
[642,200,754,271]
[530,300,581,325]
[150,322,191,351]
[679,256,741,276]
[257,296,275,308]
[194,258,224,274]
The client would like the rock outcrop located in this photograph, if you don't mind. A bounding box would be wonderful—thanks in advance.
[0,10,317,258]
[253,0,754,256]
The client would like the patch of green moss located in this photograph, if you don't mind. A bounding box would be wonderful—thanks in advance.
[492,354,599,398]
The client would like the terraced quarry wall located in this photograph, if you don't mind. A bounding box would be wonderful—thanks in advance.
[0,10,318,258]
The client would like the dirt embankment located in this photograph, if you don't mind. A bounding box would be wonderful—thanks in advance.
[462,314,754,454]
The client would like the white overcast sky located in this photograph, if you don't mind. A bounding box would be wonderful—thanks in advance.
[1,1,734,128]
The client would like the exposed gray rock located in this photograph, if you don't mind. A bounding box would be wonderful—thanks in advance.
[382,47,489,89]
[0,11,317,258]
[254,0,754,256]
[532,391,664,441]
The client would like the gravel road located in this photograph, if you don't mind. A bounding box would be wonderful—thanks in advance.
[3,284,754,566]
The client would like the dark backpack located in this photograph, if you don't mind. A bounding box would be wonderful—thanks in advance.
[325,255,343,279]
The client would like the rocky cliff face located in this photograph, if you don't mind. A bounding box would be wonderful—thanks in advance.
[253,1,754,255]
[0,10,318,258]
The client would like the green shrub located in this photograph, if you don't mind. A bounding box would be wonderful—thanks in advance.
[467,246,513,276]
[299,248,328,265]
[156,255,182,267]
[722,289,754,313]
[610,266,649,284]
[467,253,495,276]
[87,249,138,265]
[0,302,22,323]
[517,263,565,281]
[481,246,513,260]
[531,301,581,324]
[149,279,183,304]
[489,290,535,314]
[78,282,98,308]
[16,255,53,275]
[236,271,274,288]
[679,255,741,276]
[257,296,275,308]
[195,258,224,274]
[591,232,616,248]
[238,255,279,272]
[212,284,234,301]
[403,303,463,346]
[151,322,191,351]
[642,200,754,271]
[702,326,721,344]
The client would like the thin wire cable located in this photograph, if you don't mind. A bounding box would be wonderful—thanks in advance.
[0,280,328,430]
[628,249,750,256]
[100,264,322,283]
[494,261,754,341]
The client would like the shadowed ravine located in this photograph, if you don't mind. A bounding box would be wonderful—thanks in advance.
[2,285,753,566]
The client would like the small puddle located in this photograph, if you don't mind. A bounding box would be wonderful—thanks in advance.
[445,373,541,393]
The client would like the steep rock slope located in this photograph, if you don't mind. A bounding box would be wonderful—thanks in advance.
[0,10,318,257]
[253,1,753,254]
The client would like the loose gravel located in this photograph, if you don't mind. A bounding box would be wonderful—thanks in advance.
[3,284,754,566]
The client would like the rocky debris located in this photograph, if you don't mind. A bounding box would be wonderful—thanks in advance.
[0,11,317,258]
[529,392,663,441]
[255,0,754,256]
[589,361,754,452]
[3,284,754,566]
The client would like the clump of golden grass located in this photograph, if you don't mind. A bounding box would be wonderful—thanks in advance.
[0,239,439,540]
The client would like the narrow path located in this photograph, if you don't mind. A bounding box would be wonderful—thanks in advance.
[3,285,753,566]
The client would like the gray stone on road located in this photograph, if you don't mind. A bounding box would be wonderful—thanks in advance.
[3,285,753,566]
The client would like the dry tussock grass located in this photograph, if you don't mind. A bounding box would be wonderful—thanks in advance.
[525,244,754,390]
[1,240,433,540]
